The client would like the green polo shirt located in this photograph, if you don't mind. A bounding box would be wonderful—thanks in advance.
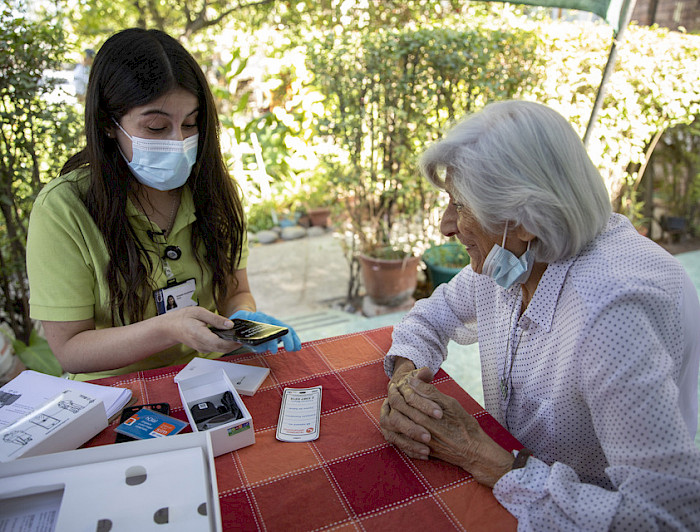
[26,169,249,381]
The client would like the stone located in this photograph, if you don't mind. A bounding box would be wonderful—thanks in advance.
[281,226,307,241]
[256,230,279,244]
[307,226,326,238]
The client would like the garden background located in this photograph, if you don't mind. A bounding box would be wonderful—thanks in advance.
[1,0,698,373]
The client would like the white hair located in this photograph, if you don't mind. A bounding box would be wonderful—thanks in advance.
[420,100,612,262]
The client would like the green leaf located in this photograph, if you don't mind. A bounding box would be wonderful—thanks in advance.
[235,92,251,114]
[12,331,63,377]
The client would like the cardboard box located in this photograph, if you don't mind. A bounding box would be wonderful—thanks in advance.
[177,369,255,457]
[0,431,222,531]
[0,389,108,462]
[174,357,270,396]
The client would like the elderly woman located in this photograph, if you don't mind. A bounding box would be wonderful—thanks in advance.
[380,101,700,530]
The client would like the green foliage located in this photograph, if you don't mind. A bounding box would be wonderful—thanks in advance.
[647,116,700,234]
[245,199,277,232]
[213,37,326,223]
[528,21,700,207]
[277,0,526,38]
[12,329,63,377]
[307,23,540,254]
[423,241,470,288]
[0,2,83,345]
[423,242,471,269]
[299,172,335,209]
[60,0,270,40]
[59,0,513,44]
[367,247,415,261]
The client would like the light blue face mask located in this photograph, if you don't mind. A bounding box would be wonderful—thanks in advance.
[114,120,198,191]
[481,223,534,289]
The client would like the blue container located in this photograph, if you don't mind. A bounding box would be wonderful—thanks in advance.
[423,242,470,287]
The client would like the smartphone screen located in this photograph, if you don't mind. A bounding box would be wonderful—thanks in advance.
[276,386,322,442]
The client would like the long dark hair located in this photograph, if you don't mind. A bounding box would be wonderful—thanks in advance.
[61,28,245,325]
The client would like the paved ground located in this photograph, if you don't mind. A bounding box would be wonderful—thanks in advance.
[246,230,350,318]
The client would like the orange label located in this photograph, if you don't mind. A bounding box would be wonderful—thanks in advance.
[153,422,175,436]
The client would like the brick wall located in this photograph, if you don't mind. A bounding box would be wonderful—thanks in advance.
[631,0,700,32]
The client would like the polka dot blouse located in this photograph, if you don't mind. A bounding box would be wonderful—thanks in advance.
[386,213,700,530]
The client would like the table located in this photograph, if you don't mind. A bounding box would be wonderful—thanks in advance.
[87,327,521,531]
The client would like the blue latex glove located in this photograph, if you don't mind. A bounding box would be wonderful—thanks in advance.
[228,310,302,354]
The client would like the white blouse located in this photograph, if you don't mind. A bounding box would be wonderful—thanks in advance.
[385,213,700,530]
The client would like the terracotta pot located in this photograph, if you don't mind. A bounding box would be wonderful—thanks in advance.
[358,253,421,306]
[307,207,331,228]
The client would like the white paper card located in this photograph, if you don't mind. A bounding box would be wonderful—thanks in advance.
[276,386,322,442]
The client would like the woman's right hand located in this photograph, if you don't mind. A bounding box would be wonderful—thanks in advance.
[42,305,243,374]
[379,357,443,459]
[164,306,243,354]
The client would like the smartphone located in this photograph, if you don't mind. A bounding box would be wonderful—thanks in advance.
[115,403,170,443]
[210,318,288,346]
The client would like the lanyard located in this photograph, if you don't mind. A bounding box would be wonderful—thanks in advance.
[162,258,175,282]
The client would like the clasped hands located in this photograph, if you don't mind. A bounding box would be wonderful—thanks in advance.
[379,359,514,488]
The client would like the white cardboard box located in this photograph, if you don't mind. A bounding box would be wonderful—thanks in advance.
[0,431,222,531]
[174,357,270,396]
[0,389,108,462]
[177,369,255,457]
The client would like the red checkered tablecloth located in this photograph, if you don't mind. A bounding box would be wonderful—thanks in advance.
[87,326,520,531]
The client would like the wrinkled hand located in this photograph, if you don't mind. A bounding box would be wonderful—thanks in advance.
[229,310,302,354]
[398,377,514,487]
[166,306,244,354]
[379,360,442,460]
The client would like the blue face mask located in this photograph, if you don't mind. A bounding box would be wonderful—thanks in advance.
[114,120,198,191]
[482,224,534,289]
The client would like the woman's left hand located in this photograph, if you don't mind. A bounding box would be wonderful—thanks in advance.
[396,376,515,487]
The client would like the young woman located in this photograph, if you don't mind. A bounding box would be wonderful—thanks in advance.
[27,28,300,381]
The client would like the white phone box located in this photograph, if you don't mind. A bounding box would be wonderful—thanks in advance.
[0,431,222,532]
[174,357,270,396]
[177,369,255,457]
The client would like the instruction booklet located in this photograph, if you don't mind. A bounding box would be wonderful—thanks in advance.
[0,370,132,423]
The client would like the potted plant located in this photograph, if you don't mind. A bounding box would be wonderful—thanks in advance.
[307,206,332,228]
[303,184,334,228]
[322,160,431,312]
[423,241,470,288]
[357,246,423,309]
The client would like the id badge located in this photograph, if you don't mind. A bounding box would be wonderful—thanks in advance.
[154,278,197,315]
